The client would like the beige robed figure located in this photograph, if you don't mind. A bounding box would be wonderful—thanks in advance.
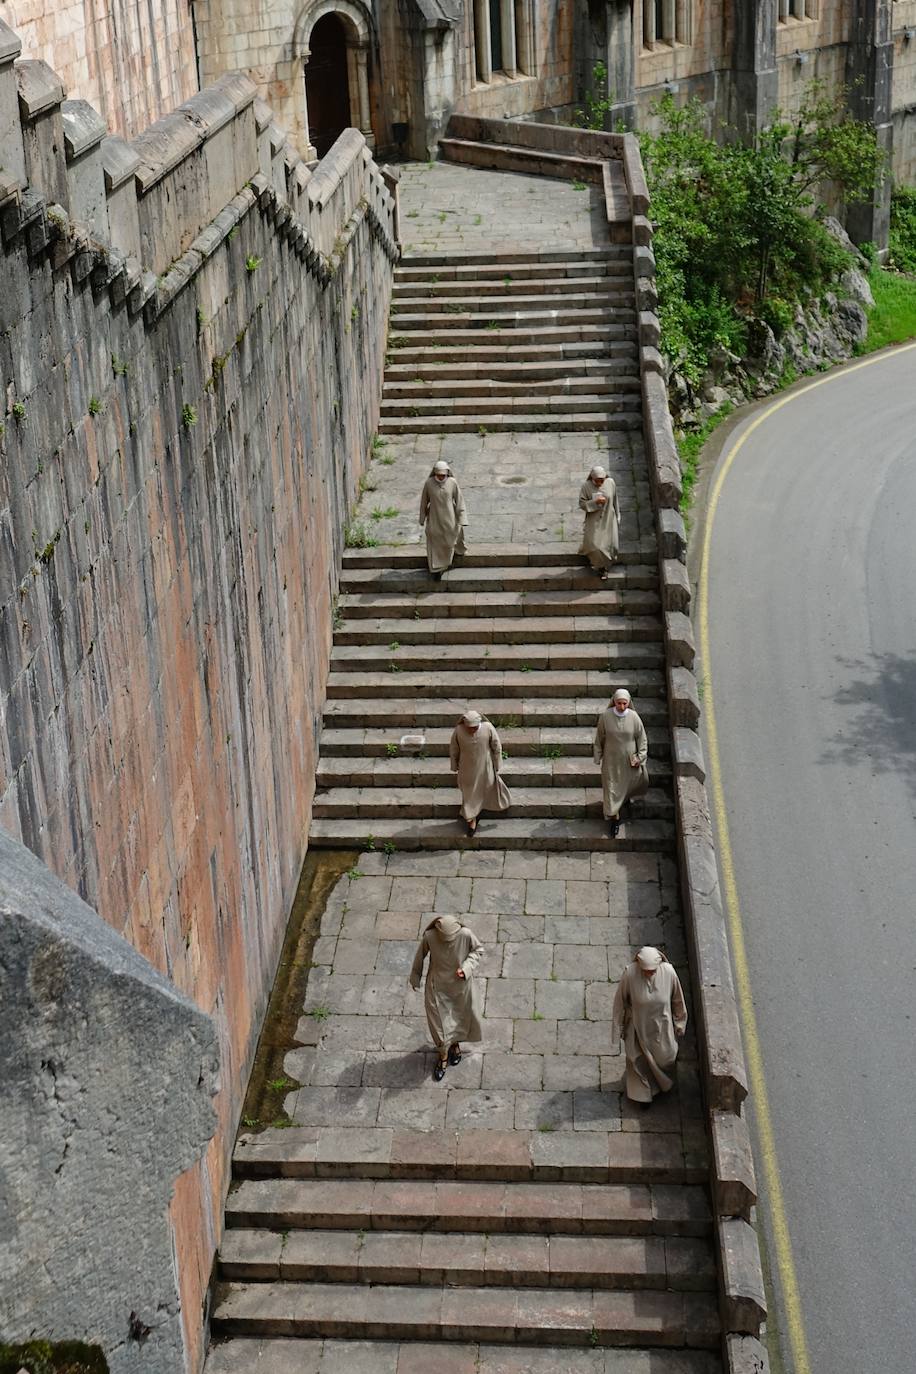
[449,710,512,835]
[612,946,687,1102]
[594,688,648,836]
[578,464,620,577]
[409,915,484,1080]
[419,460,467,576]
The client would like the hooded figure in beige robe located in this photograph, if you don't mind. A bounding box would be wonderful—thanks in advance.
[611,946,687,1103]
[449,710,512,835]
[409,914,484,1079]
[578,464,620,578]
[419,460,467,577]
[594,688,648,835]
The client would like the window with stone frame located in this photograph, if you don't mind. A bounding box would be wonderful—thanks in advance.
[474,0,532,81]
[778,0,818,21]
[642,0,692,49]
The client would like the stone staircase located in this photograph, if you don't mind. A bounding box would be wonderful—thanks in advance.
[209,1130,721,1368]
[310,543,675,852]
[381,247,641,434]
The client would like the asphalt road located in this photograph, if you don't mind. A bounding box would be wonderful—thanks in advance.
[700,345,916,1374]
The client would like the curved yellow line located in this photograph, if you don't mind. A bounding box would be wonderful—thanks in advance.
[697,341,916,1374]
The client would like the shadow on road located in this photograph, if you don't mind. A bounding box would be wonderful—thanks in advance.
[822,652,916,794]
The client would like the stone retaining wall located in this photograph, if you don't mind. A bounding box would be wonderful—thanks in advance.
[0,20,397,1370]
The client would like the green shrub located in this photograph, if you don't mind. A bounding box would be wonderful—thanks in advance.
[889,185,916,275]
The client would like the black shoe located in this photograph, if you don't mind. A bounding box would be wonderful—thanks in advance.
[433,1060,447,1082]
[447,1044,462,1066]
[609,819,620,838]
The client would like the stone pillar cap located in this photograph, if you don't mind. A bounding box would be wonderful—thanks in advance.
[101,134,141,192]
[62,99,108,159]
[16,59,66,117]
[0,18,22,64]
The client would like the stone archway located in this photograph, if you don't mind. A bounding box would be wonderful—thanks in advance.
[293,0,375,158]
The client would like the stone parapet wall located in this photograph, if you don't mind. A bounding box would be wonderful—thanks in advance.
[0,19,396,1370]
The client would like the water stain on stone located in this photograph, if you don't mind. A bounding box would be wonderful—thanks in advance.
[239,847,357,1130]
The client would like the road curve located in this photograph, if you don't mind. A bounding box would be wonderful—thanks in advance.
[700,345,916,1374]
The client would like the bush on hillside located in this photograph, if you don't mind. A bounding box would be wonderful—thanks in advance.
[889,185,916,274]
[641,84,885,385]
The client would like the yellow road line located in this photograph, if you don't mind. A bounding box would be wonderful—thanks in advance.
[697,342,916,1374]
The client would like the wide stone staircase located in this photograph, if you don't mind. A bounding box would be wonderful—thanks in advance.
[380,247,642,435]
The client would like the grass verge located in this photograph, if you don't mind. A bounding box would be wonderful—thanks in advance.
[860,267,916,353]
[677,402,734,521]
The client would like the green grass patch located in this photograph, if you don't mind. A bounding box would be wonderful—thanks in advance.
[677,402,734,519]
[859,266,916,354]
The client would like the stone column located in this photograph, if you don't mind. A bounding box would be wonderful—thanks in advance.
[300,54,318,160]
[662,0,675,43]
[643,0,656,49]
[501,0,518,77]
[675,0,690,45]
[730,0,778,144]
[607,0,636,124]
[845,0,893,252]
[475,0,493,81]
[356,47,374,146]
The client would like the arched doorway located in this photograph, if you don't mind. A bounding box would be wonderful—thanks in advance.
[305,13,351,157]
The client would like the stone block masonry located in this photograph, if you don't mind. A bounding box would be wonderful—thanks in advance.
[0,18,397,1372]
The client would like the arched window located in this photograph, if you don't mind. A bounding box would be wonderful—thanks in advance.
[474,0,531,83]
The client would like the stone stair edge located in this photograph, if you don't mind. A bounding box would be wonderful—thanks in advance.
[307,816,675,853]
[341,541,656,568]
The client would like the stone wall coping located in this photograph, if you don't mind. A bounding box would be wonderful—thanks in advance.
[0,17,22,64]
[15,59,65,117]
[61,98,107,159]
[254,97,273,134]
[308,127,366,209]
[100,133,141,191]
[132,72,257,192]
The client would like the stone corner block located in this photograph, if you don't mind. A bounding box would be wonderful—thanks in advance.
[718,1216,767,1336]
[658,506,686,560]
[632,212,652,246]
[634,243,656,279]
[640,343,664,376]
[726,1334,771,1374]
[665,612,695,669]
[673,726,705,783]
[661,559,691,614]
[0,18,22,64]
[711,1109,758,1220]
[638,309,660,349]
[61,99,107,159]
[668,665,700,729]
[16,59,65,117]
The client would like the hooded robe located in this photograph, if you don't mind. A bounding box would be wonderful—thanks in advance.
[611,957,687,1101]
[409,916,484,1048]
[578,475,620,570]
[449,718,512,821]
[594,704,648,818]
[419,467,467,573]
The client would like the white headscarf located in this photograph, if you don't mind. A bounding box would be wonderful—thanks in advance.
[636,946,664,971]
[428,914,462,939]
[432,461,451,477]
[589,464,607,482]
[462,709,482,727]
[612,689,631,716]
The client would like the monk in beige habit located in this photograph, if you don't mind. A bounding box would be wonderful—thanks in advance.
[449,709,512,836]
[594,688,648,837]
[612,946,687,1103]
[419,460,467,578]
[578,464,620,579]
[409,915,484,1081]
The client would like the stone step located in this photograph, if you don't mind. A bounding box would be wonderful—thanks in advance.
[330,643,664,673]
[338,588,661,620]
[388,324,635,348]
[399,246,631,267]
[391,308,636,332]
[311,786,672,820]
[205,1338,722,1374]
[389,340,638,366]
[383,376,641,402]
[333,614,663,645]
[391,281,635,305]
[219,1228,716,1292]
[323,667,665,702]
[211,1279,718,1346]
[385,358,638,382]
[379,396,642,420]
[340,541,656,570]
[338,564,657,595]
[378,413,644,435]
[315,756,672,788]
[308,815,674,852]
[232,1124,705,1184]
[318,724,671,759]
[396,257,634,281]
[226,1178,713,1238]
[322,697,668,730]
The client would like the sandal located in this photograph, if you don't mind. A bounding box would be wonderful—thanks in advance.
[433,1059,448,1082]
[447,1044,462,1066]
